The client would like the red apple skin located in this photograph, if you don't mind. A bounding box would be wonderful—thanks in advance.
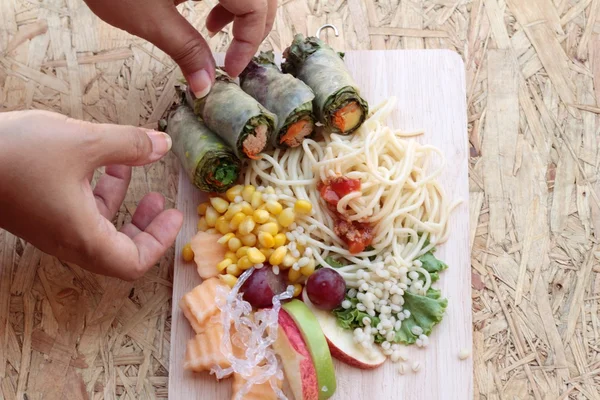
[326,337,385,370]
[274,309,320,400]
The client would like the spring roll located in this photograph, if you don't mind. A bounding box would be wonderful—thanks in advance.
[240,51,316,148]
[187,70,277,159]
[282,34,368,134]
[164,104,241,193]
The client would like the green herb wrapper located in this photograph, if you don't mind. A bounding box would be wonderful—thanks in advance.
[187,70,277,159]
[165,104,241,193]
[282,34,368,134]
[240,51,316,148]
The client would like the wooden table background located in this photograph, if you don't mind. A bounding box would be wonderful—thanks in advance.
[0,0,599,399]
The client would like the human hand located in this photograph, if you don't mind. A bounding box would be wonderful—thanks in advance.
[0,111,183,281]
[83,0,277,97]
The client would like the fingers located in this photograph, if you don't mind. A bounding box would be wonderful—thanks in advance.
[206,4,234,36]
[264,0,277,39]
[93,165,132,220]
[218,0,268,77]
[147,6,216,98]
[120,192,165,238]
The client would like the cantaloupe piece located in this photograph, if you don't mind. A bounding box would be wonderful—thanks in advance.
[179,277,226,333]
[189,231,227,279]
[232,370,282,400]
[184,316,231,373]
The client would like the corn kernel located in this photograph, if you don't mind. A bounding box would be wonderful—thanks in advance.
[288,268,301,282]
[265,186,275,194]
[197,217,208,231]
[228,237,242,252]
[253,209,270,224]
[205,206,218,227]
[210,197,230,214]
[238,256,253,270]
[197,202,209,216]
[273,233,287,248]
[236,246,249,258]
[225,185,244,202]
[278,208,295,228]
[217,258,233,272]
[224,203,243,220]
[282,253,297,268]
[300,259,316,276]
[240,201,253,215]
[265,200,283,215]
[217,232,235,245]
[257,222,278,236]
[229,212,245,231]
[240,233,257,247]
[294,199,312,214]
[247,247,266,264]
[296,244,305,254]
[206,228,218,234]
[216,217,231,235]
[182,243,194,262]
[293,284,303,297]
[224,251,238,264]
[226,264,242,276]
[242,185,256,203]
[251,191,264,209]
[219,274,238,288]
[258,232,275,248]
[269,246,287,266]
[238,216,256,236]
[260,248,274,259]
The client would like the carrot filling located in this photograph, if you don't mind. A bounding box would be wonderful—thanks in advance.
[280,118,314,147]
[331,101,363,133]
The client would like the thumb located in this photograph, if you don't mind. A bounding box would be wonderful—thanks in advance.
[148,6,216,98]
[81,122,172,167]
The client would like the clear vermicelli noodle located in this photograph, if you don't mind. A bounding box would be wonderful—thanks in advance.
[244,97,456,289]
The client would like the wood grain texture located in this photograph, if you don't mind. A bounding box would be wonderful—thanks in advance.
[169,50,472,400]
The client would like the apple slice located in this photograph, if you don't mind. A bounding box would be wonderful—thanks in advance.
[303,290,387,370]
[280,300,337,400]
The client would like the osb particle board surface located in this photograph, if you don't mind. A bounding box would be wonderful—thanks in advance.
[0,0,599,399]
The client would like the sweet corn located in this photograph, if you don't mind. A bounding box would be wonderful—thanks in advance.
[273,233,287,248]
[260,248,274,259]
[210,197,230,214]
[182,243,194,262]
[265,187,275,194]
[253,209,269,224]
[257,222,278,236]
[197,202,209,216]
[228,237,242,252]
[236,246,250,258]
[293,284,303,297]
[229,212,245,231]
[300,260,316,276]
[247,247,266,264]
[240,233,257,247]
[238,256,253,270]
[296,244,305,254]
[224,251,238,264]
[278,208,295,228]
[219,274,238,288]
[265,200,283,215]
[205,206,218,227]
[282,253,297,268]
[216,217,231,235]
[224,203,243,220]
[238,216,256,236]
[217,232,235,245]
[269,246,287,266]
[242,185,256,203]
[258,232,275,248]
[217,258,233,272]
[288,268,301,282]
[225,185,244,202]
[197,217,208,231]
[240,201,254,215]
[226,264,242,276]
[251,191,264,209]
[294,200,312,214]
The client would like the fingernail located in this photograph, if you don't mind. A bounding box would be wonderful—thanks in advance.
[208,30,217,38]
[146,130,172,160]
[186,69,212,99]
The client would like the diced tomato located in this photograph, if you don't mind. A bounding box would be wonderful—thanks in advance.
[329,177,361,198]
[318,182,340,206]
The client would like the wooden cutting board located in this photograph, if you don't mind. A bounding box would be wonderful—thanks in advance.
[169,50,472,400]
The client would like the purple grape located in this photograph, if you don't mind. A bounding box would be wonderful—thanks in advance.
[306,268,346,310]
[241,266,287,308]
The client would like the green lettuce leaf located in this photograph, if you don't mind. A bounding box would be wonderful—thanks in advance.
[324,256,346,268]
[394,288,447,345]
[417,251,448,283]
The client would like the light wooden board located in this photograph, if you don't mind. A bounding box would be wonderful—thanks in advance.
[169,50,472,400]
